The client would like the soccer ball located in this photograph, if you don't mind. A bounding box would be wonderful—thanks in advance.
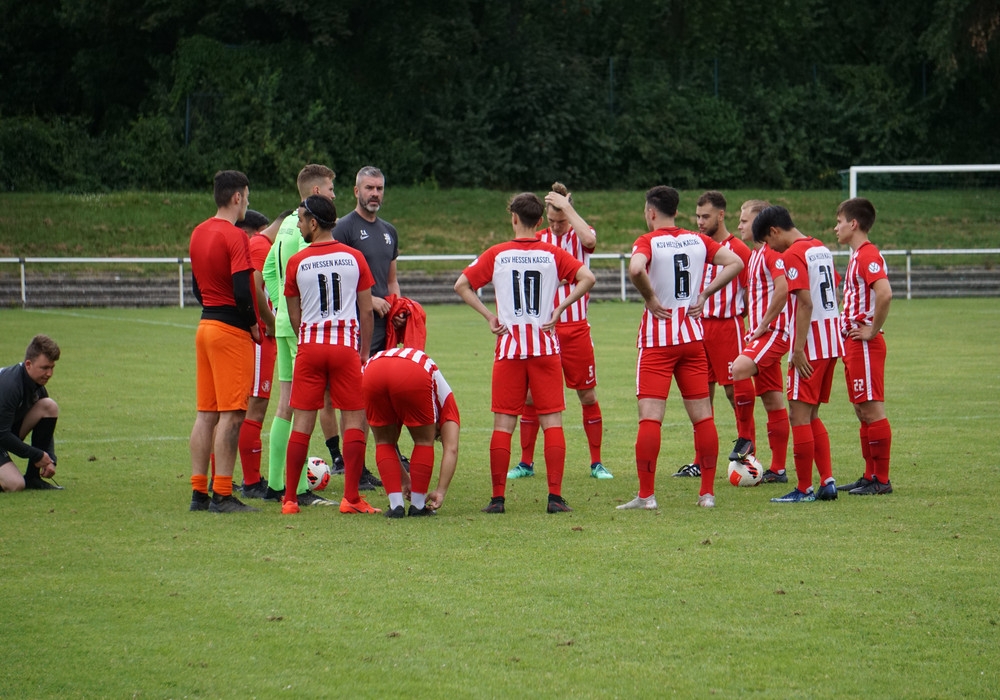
[307,457,331,491]
[727,455,764,487]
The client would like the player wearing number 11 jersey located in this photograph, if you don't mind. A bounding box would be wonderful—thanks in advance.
[454,192,595,514]
[281,195,379,515]
[752,205,842,503]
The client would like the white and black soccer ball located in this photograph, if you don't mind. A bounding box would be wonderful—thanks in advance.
[307,457,331,491]
[727,455,764,487]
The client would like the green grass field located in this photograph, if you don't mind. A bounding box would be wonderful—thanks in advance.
[1,300,998,697]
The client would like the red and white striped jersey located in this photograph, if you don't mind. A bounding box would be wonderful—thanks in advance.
[841,241,889,335]
[364,347,461,425]
[462,239,584,360]
[746,243,788,335]
[536,225,595,323]
[783,238,842,360]
[701,234,751,319]
[632,227,723,348]
[284,240,374,349]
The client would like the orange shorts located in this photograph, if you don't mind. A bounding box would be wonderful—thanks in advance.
[787,356,838,405]
[702,316,745,386]
[556,321,597,390]
[363,356,436,427]
[289,343,364,411]
[636,342,709,401]
[492,355,565,416]
[195,320,253,412]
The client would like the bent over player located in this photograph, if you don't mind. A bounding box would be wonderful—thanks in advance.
[455,192,595,514]
[362,347,460,517]
[281,195,379,515]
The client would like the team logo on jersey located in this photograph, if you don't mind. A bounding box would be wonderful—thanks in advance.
[786,267,799,280]
[868,262,882,273]
[359,229,369,240]
[384,233,392,245]
[775,259,785,269]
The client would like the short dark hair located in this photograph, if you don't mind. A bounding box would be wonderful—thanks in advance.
[296,164,335,197]
[752,205,796,243]
[237,209,270,234]
[645,186,680,217]
[25,334,60,362]
[837,197,877,233]
[300,195,337,229]
[508,192,544,227]
[213,170,249,208]
[697,190,726,210]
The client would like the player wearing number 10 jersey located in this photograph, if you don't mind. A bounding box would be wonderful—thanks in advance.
[454,192,595,514]
[281,195,379,516]
[619,186,744,512]
[753,205,842,503]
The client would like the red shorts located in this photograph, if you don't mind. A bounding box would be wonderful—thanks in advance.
[195,320,253,412]
[251,333,276,399]
[556,320,597,390]
[842,334,886,404]
[702,317,745,386]
[289,343,364,411]
[636,342,710,401]
[787,356,837,405]
[492,355,565,415]
[741,330,789,396]
[363,355,436,427]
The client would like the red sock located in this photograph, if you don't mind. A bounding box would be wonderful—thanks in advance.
[811,418,832,484]
[867,418,893,483]
[765,409,789,472]
[519,404,539,465]
[543,427,566,497]
[635,419,661,498]
[859,422,874,479]
[191,474,209,495]
[284,431,310,504]
[693,417,719,496]
[791,423,815,492]
[409,444,435,495]
[489,430,512,498]
[733,379,756,446]
[238,419,263,485]
[582,402,603,464]
[375,443,402,495]
[342,428,366,503]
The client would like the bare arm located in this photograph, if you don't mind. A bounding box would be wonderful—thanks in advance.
[253,270,275,337]
[629,253,670,319]
[455,273,506,336]
[753,274,788,339]
[427,421,459,510]
[790,289,813,378]
[547,265,595,330]
[357,288,374,363]
[690,247,744,319]
[850,278,892,341]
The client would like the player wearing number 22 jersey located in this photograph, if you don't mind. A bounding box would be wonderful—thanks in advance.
[752,205,841,503]
[454,192,595,514]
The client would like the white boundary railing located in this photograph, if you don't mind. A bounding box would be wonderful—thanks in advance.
[2,249,1000,307]
[847,163,1000,199]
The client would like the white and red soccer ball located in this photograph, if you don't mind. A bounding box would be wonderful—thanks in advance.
[307,457,331,491]
[727,455,764,487]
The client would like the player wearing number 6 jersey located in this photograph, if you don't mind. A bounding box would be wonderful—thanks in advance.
[454,192,595,514]
[834,197,894,496]
[619,185,744,512]
[753,205,842,503]
[281,195,379,516]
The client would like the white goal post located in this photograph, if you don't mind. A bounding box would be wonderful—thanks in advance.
[847,164,1000,198]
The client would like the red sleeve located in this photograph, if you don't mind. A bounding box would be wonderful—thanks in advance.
[765,246,786,279]
[783,246,809,293]
[701,233,723,263]
[462,246,499,291]
[228,229,253,275]
[249,235,271,272]
[353,248,375,292]
[555,248,584,283]
[857,244,888,286]
[284,250,303,298]
[631,233,652,260]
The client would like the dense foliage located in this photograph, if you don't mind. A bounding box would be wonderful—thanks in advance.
[1,0,997,191]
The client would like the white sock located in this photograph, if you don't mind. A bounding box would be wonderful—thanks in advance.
[388,492,405,510]
[410,493,426,510]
